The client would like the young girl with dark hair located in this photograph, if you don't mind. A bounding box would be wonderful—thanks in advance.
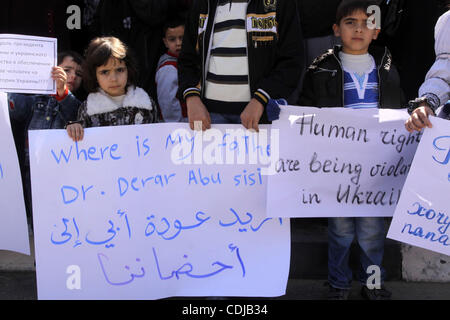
[66,36,158,142]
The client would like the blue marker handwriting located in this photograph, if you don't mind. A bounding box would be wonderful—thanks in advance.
[228,243,246,277]
[144,211,211,240]
[219,132,271,157]
[50,217,82,248]
[165,130,271,161]
[219,208,282,232]
[432,135,450,166]
[153,243,245,281]
[97,244,246,286]
[118,172,176,196]
[432,135,450,183]
[98,253,146,286]
[61,184,94,204]
[135,135,151,158]
[0,162,3,179]
[50,209,131,248]
[401,223,450,247]
[51,141,121,164]
[50,208,284,247]
[401,201,450,247]
[165,131,197,161]
[233,168,263,187]
[188,169,221,186]
[407,201,450,234]
[85,220,120,248]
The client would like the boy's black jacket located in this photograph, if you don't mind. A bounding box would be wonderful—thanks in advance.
[298,45,406,109]
[177,0,304,119]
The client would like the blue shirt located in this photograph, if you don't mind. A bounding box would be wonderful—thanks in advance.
[343,61,379,109]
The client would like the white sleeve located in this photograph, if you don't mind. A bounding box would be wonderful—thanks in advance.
[418,59,450,108]
[418,11,450,109]
[155,65,183,122]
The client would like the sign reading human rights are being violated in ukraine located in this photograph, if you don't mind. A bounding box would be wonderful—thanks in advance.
[387,117,450,256]
[266,106,421,218]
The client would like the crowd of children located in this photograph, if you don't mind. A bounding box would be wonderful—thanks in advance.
[5,0,450,300]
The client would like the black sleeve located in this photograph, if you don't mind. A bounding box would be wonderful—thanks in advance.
[297,68,316,106]
[177,0,202,101]
[256,0,304,102]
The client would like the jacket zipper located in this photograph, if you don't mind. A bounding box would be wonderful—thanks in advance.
[315,67,337,76]
[332,50,345,107]
[377,47,387,107]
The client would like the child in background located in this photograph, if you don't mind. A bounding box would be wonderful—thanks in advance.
[9,50,83,133]
[8,50,83,226]
[155,16,188,122]
[66,37,158,142]
[298,0,405,300]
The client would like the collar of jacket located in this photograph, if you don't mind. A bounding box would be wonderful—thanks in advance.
[86,86,153,116]
[332,44,391,72]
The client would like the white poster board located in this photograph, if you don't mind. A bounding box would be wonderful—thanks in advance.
[0,34,56,94]
[267,106,420,217]
[388,117,450,256]
[0,92,30,254]
[29,123,290,299]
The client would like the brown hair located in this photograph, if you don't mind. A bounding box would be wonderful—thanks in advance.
[336,0,379,24]
[82,37,138,93]
[57,50,84,66]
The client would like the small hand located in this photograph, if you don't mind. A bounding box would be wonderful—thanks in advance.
[405,103,434,132]
[66,123,84,142]
[240,98,264,132]
[51,66,68,97]
[186,95,211,131]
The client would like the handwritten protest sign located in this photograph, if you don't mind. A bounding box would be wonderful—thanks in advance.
[267,106,420,217]
[29,124,289,299]
[0,34,56,94]
[387,117,450,256]
[0,92,30,254]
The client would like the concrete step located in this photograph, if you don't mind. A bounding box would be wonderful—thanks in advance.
[0,236,35,271]
[0,272,449,300]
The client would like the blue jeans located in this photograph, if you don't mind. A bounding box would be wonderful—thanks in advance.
[209,112,241,124]
[328,217,386,289]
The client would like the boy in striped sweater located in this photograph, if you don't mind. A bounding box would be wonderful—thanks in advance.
[178,0,303,131]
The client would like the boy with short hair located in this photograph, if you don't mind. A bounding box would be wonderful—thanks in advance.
[298,0,405,300]
[155,16,188,122]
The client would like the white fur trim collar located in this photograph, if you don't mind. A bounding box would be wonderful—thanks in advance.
[86,86,153,116]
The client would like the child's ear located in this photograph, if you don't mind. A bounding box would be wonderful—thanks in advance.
[372,28,381,40]
[332,24,340,37]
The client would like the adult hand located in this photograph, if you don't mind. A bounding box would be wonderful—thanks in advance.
[51,66,68,97]
[405,103,434,132]
[241,98,264,132]
[66,123,84,142]
[186,95,211,131]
